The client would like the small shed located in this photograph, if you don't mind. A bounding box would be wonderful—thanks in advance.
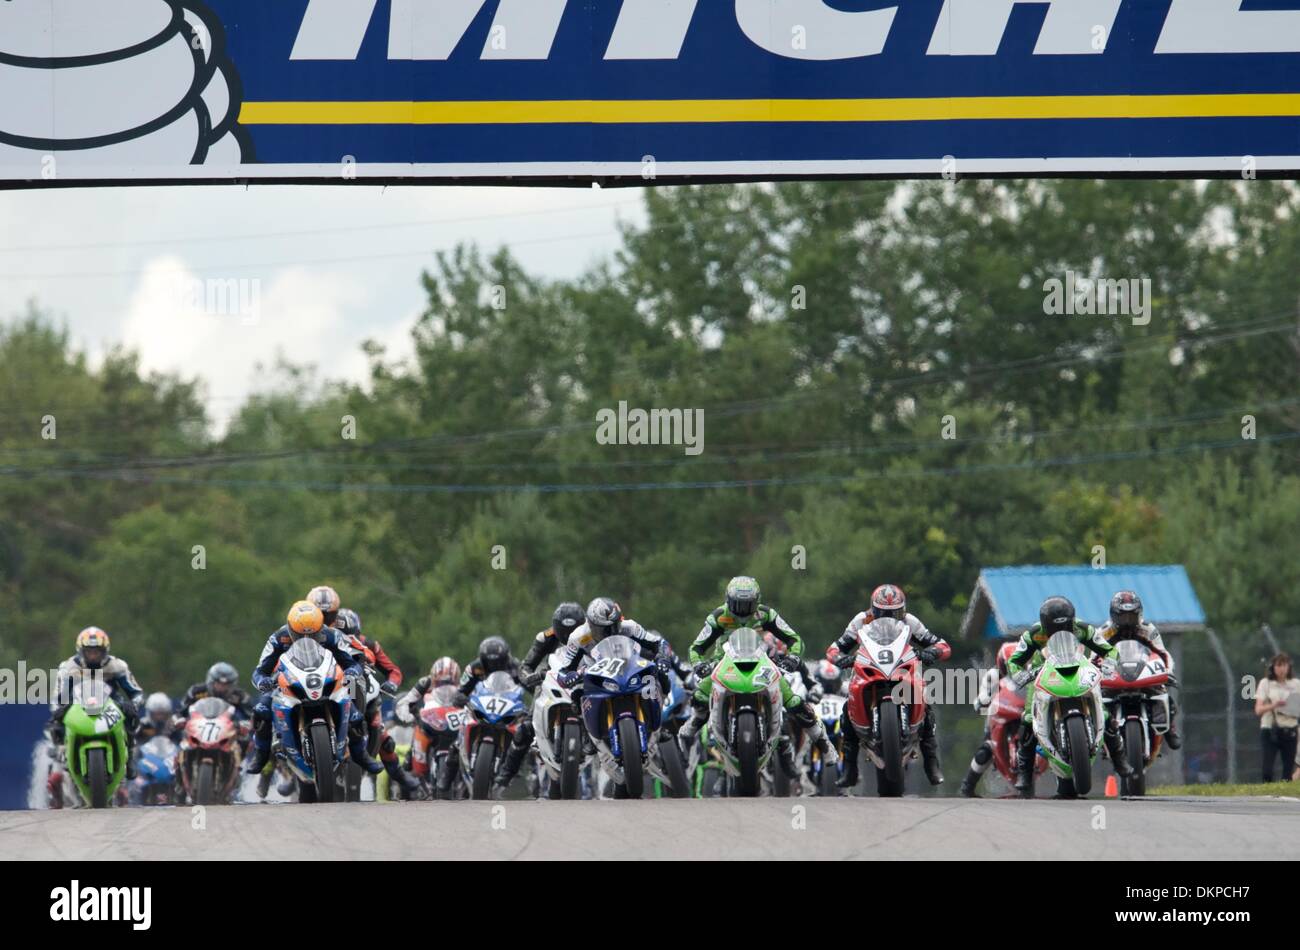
[961,565,1206,641]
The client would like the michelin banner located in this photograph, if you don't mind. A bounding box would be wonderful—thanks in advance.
[2,0,1299,185]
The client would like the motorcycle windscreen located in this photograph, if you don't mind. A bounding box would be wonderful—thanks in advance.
[1115,639,1148,681]
[727,628,762,658]
[73,677,110,711]
[286,637,326,670]
[862,618,908,647]
[429,685,459,707]
[140,736,176,760]
[191,696,230,719]
[591,634,640,662]
[1044,631,1084,670]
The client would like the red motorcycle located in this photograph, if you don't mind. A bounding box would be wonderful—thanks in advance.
[846,617,926,797]
[988,675,1048,787]
[179,697,245,805]
[413,685,473,800]
[1099,639,1173,796]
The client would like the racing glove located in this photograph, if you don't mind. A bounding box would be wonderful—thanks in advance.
[380,681,398,697]
[777,654,802,673]
[918,646,941,663]
[523,670,546,690]
[692,661,715,679]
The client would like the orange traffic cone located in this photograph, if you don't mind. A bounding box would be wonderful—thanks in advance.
[1105,774,1119,798]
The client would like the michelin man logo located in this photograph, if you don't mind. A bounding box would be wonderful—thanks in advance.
[0,0,251,173]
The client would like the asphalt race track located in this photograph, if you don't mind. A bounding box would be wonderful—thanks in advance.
[2,796,1298,860]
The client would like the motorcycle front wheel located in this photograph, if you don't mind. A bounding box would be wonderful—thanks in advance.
[87,747,109,809]
[560,722,582,800]
[734,710,761,797]
[1123,718,1146,797]
[1066,716,1092,797]
[471,740,496,800]
[658,732,690,798]
[310,721,335,803]
[877,701,905,797]
[617,717,645,799]
[196,760,216,806]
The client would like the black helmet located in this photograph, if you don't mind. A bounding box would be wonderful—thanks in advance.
[478,636,511,673]
[1109,590,1142,630]
[586,597,623,642]
[552,602,585,639]
[336,608,363,638]
[1039,596,1076,635]
[206,661,238,696]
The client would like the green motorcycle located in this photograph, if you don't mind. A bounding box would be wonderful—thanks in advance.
[1029,632,1106,797]
[62,680,129,808]
[706,628,784,797]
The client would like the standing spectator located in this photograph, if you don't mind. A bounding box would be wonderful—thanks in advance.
[1255,653,1300,782]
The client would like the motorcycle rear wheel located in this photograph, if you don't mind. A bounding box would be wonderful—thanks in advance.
[658,732,690,799]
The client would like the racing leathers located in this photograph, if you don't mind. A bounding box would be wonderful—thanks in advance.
[244,625,380,775]
[680,604,838,778]
[1006,620,1132,795]
[1097,619,1181,749]
[829,609,951,787]
[342,632,420,793]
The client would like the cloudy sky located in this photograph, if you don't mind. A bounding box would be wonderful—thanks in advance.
[0,185,644,429]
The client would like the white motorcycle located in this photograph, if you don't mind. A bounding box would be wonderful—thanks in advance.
[533,652,589,799]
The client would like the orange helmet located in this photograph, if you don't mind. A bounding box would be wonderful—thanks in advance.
[287,601,326,639]
[307,585,341,623]
[75,627,111,669]
[429,656,461,687]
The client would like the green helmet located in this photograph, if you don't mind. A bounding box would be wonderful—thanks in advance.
[726,576,761,620]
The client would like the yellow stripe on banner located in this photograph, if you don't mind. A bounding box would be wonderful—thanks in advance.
[239,94,1300,126]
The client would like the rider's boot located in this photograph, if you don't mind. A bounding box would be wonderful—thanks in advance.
[960,742,993,798]
[919,708,944,786]
[1104,723,1135,779]
[384,757,420,794]
[775,734,800,780]
[349,734,384,775]
[836,721,860,789]
[1165,695,1182,749]
[675,697,709,751]
[244,717,273,774]
[494,740,529,791]
[1013,721,1036,799]
[792,702,838,767]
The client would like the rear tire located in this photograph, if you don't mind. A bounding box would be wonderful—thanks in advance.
[818,758,839,797]
[87,747,109,809]
[735,710,761,798]
[560,722,581,800]
[878,702,904,797]
[1066,716,1092,797]
[471,740,496,800]
[309,722,335,803]
[196,760,215,806]
[1124,718,1146,797]
[617,717,645,799]
[658,733,690,799]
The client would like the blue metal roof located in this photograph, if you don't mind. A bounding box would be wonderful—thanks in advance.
[973,565,1206,638]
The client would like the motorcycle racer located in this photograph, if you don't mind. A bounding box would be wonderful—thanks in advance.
[178,661,254,721]
[676,577,838,778]
[1098,590,1181,749]
[829,584,950,787]
[1007,595,1133,797]
[336,608,421,795]
[519,602,587,689]
[49,627,145,778]
[244,601,382,776]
